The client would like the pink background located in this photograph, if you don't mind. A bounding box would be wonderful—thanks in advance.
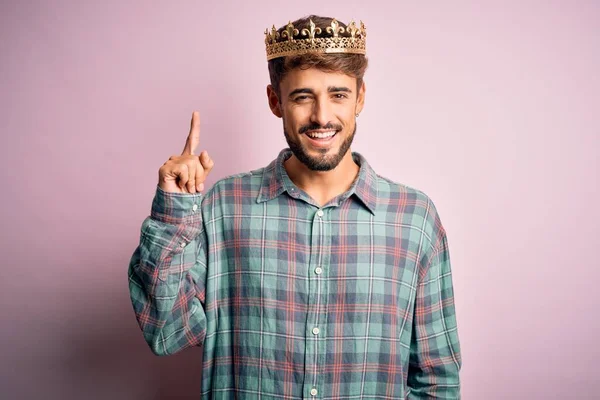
[1,1,598,398]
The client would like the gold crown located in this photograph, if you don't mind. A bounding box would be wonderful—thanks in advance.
[265,18,367,61]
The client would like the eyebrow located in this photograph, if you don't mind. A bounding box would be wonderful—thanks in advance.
[288,86,353,98]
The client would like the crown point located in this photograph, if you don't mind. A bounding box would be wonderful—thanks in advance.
[302,18,321,41]
[283,21,299,42]
[326,18,345,38]
[347,20,359,41]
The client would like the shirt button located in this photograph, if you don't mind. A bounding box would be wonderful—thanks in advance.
[316,210,324,217]
[312,327,320,335]
[192,204,198,212]
[315,267,323,275]
[310,388,318,396]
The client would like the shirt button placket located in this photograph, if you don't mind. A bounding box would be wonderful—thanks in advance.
[309,207,325,398]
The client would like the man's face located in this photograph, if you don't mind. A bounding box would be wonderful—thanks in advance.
[268,68,365,171]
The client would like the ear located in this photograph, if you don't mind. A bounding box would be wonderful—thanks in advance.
[355,81,366,115]
[267,85,282,118]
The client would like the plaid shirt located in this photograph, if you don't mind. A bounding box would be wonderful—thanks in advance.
[129,148,461,399]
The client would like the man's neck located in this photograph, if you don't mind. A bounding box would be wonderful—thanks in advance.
[283,150,360,207]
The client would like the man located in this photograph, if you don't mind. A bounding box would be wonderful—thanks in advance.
[128,15,461,399]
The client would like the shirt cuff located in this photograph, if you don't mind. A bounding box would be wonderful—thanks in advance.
[150,184,203,225]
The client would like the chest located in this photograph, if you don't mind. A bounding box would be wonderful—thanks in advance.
[206,200,425,314]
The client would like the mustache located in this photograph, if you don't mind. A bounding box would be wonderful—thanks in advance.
[299,122,343,134]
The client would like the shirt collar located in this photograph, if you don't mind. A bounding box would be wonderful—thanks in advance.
[257,148,378,215]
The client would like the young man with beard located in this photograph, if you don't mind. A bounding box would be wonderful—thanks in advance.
[128,15,462,399]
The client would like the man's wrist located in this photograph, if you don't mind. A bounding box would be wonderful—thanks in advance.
[151,184,203,225]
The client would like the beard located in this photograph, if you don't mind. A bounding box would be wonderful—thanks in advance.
[283,120,357,171]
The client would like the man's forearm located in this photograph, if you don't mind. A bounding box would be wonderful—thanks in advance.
[128,186,208,356]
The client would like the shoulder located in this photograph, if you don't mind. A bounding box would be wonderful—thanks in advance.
[374,173,446,250]
[201,167,266,205]
[214,167,265,190]
[374,172,435,214]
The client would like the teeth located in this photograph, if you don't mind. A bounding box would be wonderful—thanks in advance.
[307,130,336,139]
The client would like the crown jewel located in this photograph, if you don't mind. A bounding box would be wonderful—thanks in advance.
[265,18,367,61]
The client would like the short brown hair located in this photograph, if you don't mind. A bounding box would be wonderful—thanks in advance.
[267,15,369,100]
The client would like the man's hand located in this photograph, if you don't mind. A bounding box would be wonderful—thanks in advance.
[158,111,214,194]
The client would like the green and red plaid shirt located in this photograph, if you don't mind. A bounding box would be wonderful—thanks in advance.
[129,148,461,399]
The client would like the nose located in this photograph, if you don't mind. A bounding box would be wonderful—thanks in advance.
[310,97,333,127]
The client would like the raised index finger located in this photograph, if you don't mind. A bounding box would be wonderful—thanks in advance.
[182,111,201,156]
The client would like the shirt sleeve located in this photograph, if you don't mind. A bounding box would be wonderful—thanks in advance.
[407,213,462,398]
[127,184,208,356]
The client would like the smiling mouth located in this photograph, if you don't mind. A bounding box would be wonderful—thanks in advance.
[305,130,337,140]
